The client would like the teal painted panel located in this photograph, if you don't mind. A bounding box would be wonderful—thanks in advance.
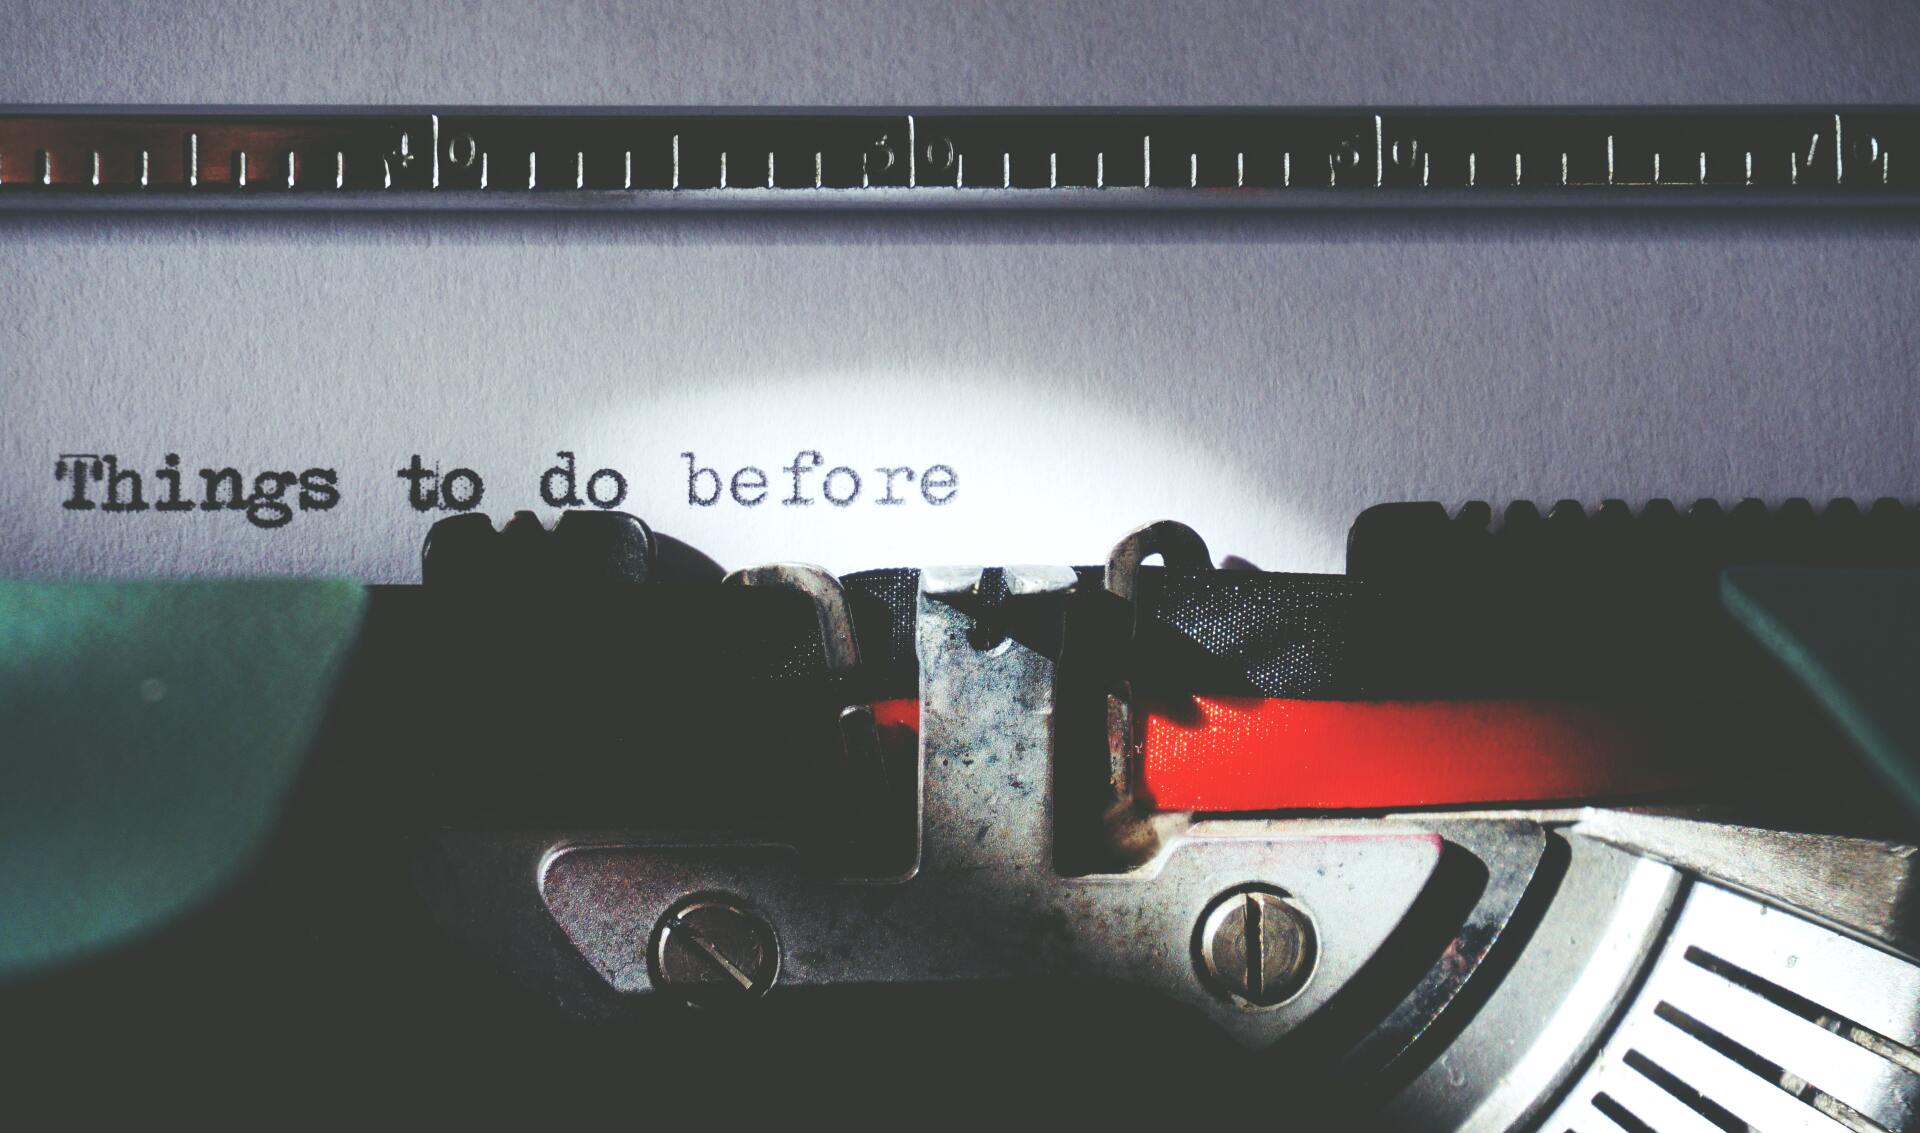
[0,580,365,976]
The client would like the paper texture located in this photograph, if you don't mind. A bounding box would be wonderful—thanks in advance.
[5,2,1919,581]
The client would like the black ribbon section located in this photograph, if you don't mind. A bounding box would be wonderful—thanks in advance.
[1123,563,1781,702]
[1126,570,1370,698]
[323,509,925,827]
[320,568,923,827]
[1126,498,1920,702]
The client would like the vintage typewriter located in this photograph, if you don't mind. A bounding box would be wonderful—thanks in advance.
[3,109,1920,1128]
[5,500,1918,1127]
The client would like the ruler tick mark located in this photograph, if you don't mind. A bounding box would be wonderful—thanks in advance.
[90,150,100,186]
[140,150,149,187]
[286,150,296,188]
[576,151,584,189]
[671,134,680,189]
[1374,114,1384,187]
[187,133,198,187]
[624,149,632,189]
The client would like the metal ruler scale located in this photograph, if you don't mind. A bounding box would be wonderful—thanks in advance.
[1,107,1916,208]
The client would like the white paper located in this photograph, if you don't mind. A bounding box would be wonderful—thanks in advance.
[5,1,1919,581]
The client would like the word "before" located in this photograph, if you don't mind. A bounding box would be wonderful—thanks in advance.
[682,451,958,508]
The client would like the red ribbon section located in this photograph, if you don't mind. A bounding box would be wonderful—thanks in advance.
[1138,696,1736,812]
[872,698,919,733]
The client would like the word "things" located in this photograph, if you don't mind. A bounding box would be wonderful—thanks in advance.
[54,453,339,529]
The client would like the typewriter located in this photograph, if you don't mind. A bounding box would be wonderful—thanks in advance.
[4,106,1920,1127]
[4,499,1917,1128]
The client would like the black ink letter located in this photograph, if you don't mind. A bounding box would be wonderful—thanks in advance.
[920,464,958,505]
[442,468,484,511]
[56,454,100,511]
[730,466,768,506]
[246,472,296,529]
[101,456,148,513]
[202,467,246,511]
[397,455,439,512]
[877,466,914,505]
[540,452,582,507]
[154,454,193,512]
[783,450,822,506]
[298,468,340,511]
[683,452,721,506]
[586,468,628,509]
[822,466,861,507]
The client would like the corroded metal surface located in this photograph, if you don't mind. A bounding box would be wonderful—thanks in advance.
[539,564,1445,1047]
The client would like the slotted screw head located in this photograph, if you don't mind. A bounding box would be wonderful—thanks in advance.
[1195,886,1317,1008]
[651,896,780,1006]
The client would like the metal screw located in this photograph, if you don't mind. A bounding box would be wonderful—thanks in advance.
[651,896,780,1005]
[1195,886,1316,1008]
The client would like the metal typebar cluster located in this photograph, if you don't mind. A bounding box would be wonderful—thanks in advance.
[0,108,1916,207]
